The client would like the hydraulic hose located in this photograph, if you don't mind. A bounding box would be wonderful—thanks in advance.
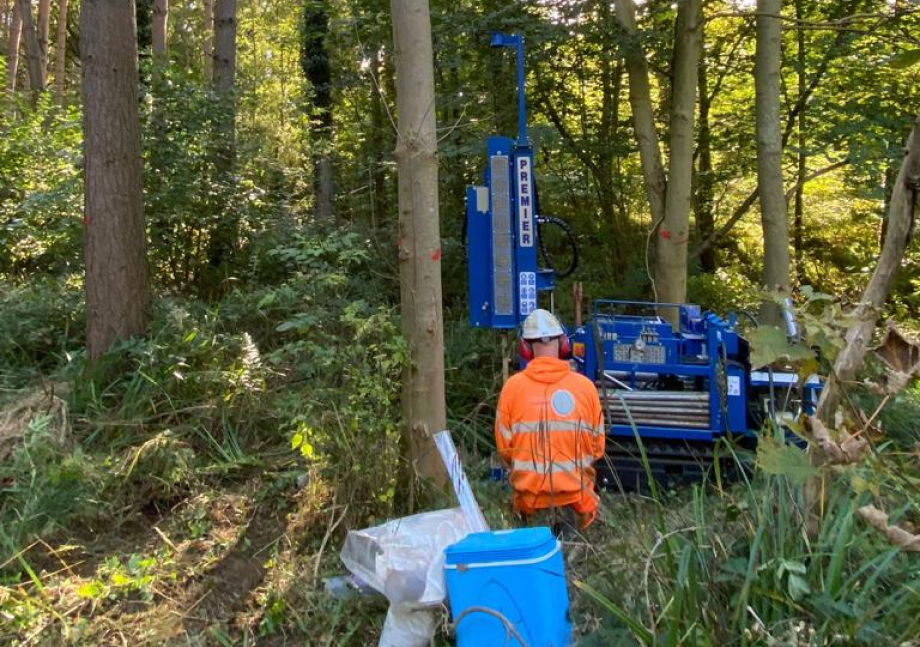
[537,215,579,279]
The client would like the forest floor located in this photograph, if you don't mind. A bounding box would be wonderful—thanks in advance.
[1,381,677,646]
[1,444,669,645]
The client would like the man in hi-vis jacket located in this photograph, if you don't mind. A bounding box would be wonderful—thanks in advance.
[495,309,605,531]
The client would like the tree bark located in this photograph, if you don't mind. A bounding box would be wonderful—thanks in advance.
[301,0,334,222]
[816,116,920,424]
[656,0,701,310]
[152,0,167,61]
[81,0,149,359]
[614,0,666,231]
[203,0,213,82]
[16,0,44,91]
[7,0,21,91]
[695,31,716,273]
[37,0,47,78]
[204,0,237,280]
[212,0,235,94]
[53,0,67,103]
[755,0,791,325]
[391,0,449,496]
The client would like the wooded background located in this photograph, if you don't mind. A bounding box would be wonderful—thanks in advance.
[2,1,920,644]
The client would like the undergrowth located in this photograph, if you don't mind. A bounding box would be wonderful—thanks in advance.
[3,226,920,645]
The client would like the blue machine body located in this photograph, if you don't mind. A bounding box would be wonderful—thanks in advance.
[571,301,749,442]
[467,137,554,329]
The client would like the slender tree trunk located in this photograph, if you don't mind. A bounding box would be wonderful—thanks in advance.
[204,0,237,282]
[301,0,334,222]
[152,0,167,61]
[793,0,807,283]
[695,19,716,273]
[36,0,47,78]
[53,0,67,102]
[81,0,149,359]
[614,0,666,230]
[212,0,235,95]
[203,0,213,82]
[391,0,449,497]
[816,116,920,424]
[755,0,791,325]
[16,0,43,91]
[7,0,21,91]
[656,0,701,311]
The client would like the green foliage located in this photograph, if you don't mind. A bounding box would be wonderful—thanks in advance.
[687,269,761,315]
[0,96,83,276]
[0,414,107,567]
[748,325,815,369]
[0,277,84,387]
[144,68,296,292]
[580,449,920,645]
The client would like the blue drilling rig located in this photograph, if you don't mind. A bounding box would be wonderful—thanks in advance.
[466,33,819,487]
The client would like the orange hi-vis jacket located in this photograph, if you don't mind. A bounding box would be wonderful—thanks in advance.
[495,356,605,527]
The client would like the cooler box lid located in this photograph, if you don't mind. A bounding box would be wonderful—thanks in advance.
[444,527,557,566]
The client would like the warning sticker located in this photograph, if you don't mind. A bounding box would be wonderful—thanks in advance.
[727,375,741,397]
[519,271,537,316]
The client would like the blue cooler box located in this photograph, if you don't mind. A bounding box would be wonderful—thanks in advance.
[444,527,571,647]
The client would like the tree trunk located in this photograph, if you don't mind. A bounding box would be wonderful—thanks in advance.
[755,0,791,325]
[53,0,67,103]
[816,116,920,424]
[656,0,701,312]
[204,0,237,280]
[37,0,47,78]
[391,0,449,498]
[793,0,806,283]
[7,0,21,91]
[16,0,44,91]
[212,0,235,95]
[203,0,213,82]
[152,0,167,61]
[695,19,716,273]
[614,0,666,231]
[301,0,334,222]
[81,0,149,359]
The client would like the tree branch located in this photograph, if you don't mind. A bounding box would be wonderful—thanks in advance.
[816,116,920,423]
[690,158,851,260]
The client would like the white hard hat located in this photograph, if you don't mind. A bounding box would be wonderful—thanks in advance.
[521,309,564,340]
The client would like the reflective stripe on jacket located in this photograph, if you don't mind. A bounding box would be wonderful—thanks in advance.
[495,356,605,525]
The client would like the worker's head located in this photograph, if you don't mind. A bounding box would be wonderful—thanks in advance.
[520,309,570,359]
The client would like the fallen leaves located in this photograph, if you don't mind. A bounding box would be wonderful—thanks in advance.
[804,416,868,466]
[857,505,920,552]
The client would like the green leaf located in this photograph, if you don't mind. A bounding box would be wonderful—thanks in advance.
[755,435,820,483]
[748,325,815,369]
[299,440,315,459]
[780,559,807,575]
[889,49,920,69]
[290,432,304,450]
[787,574,811,601]
[78,581,105,599]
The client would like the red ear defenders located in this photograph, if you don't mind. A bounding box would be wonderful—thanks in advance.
[518,335,571,361]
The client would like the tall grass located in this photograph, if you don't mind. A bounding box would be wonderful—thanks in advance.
[576,426,920,646]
